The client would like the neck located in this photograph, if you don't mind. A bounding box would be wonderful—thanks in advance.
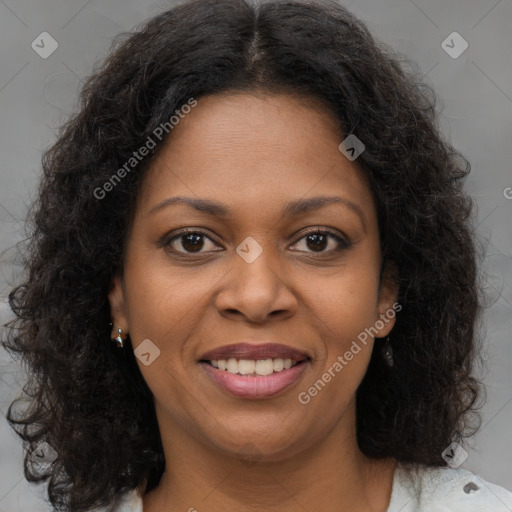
[143,400,396,512]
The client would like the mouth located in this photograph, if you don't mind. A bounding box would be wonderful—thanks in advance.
[199,343,311,399]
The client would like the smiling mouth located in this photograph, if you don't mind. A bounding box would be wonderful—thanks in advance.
[200,357,308,377]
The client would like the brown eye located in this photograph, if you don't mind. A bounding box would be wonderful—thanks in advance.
[178,233,206,252]
[305,232,329,251]
[163,230,221,254]
[291,229,350,254]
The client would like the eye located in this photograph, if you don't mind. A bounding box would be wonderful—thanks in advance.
[162,229,221,254]
[160,227,351,256]
[290,228,350,254]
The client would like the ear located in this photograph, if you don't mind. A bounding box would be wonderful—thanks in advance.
[375,261,400,337]
[108,274,129,331]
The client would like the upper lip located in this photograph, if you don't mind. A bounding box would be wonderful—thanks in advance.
[200,343,310,362]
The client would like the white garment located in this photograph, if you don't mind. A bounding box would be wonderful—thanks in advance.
[106,463,512,511]
[387,463,512,511]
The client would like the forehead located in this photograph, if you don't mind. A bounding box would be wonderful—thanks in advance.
[136,92,376,222]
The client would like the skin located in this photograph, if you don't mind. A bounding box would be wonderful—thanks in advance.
[109,91,398,512]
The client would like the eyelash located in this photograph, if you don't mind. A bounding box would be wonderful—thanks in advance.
[160,227,351,256]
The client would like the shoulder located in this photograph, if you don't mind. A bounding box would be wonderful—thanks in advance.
[388,463,512,512]
[88,488,143,512]
[115,489,143,512]
[87,466,512,512]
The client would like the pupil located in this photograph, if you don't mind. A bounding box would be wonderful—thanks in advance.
[307,233,327,251]
[182,233,203,252]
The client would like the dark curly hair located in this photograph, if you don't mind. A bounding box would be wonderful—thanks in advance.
[2,0,483,510]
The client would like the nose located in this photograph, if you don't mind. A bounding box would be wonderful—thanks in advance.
[214,245,298,324]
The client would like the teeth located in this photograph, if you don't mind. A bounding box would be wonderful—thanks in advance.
[209,358,299,376]
[255,359,274,376]
[238,359,256,375]
[226,358,238,373]
[273,358,284,372]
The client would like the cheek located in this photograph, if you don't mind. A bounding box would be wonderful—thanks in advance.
[308,263,381,335]
[303,255,381,373]
[298,273,377,419]
[123,255,215,341]
[122,260,208,409]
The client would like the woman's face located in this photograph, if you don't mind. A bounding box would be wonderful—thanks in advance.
[109,92,397,461]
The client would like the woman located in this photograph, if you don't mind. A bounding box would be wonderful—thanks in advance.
[4,0,512,511]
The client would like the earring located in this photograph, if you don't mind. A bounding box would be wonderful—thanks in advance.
[381,336,394,367]
[111,327,127,348]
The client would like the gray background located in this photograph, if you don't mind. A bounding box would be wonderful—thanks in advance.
[1,0,511,510]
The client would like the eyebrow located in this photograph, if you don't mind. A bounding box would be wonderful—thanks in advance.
[149,195,366,230]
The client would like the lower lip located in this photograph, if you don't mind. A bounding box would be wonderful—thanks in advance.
[200,361,309,399]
